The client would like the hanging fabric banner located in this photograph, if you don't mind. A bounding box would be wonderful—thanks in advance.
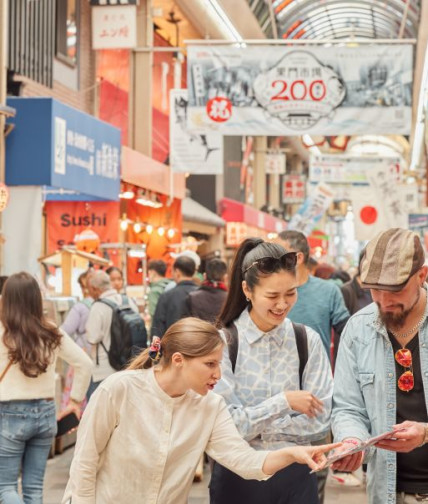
[170,89,223,174]
[288,183,334,236]
[187,44,412,136]
[309,154,403,184]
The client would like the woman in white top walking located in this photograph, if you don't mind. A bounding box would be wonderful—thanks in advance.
[63,317,338,504]
[0,272,93,504]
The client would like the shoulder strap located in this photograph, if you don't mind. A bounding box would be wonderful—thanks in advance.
[96,297,117,310]
[292,322,308,390]
[0,361,12,382]
[223,322,239,373]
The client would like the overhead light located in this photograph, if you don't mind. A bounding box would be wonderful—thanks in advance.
[167,228,176,239]
[119,190,135,199]
[133,221,142,233]
[146,224,153,234]
[206,0,244,43]
[302,134,322,155]
[120,213,131,231]
[157,226,165,236]
[136,190,163,209]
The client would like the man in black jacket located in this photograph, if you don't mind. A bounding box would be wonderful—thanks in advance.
[188,259,228,323]
[150,256,198,337]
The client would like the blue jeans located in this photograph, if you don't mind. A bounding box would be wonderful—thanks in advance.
[0,399,57,504]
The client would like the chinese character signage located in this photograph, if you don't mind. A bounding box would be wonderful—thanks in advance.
[282,175,305,203]
[187,45,412,135]
[170,89,223,174]
[6,98,121,200]
[309,154,402,184]
[92,5,137,50]
[265,152,286,175]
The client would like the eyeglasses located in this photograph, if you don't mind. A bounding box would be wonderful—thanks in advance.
[242,252,298,275]
[395,348,414,392]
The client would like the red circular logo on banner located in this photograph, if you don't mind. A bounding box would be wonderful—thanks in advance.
[206,97,232,122]
[360,206,378,225]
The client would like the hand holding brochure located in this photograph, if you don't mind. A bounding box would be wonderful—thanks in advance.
[310,429,404,473]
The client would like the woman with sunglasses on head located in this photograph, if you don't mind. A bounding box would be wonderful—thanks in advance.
[209,238,334,504]
[63,317,339,504]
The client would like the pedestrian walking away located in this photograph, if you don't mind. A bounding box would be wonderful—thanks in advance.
[0,272,92,504]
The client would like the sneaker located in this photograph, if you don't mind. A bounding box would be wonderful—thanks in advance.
[330,471,362,487]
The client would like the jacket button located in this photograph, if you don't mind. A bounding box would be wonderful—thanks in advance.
[388,403,394,408]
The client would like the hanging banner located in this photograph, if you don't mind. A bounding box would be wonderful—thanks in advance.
[282,174,306,203]
[350,186,389,241]
[45,201,120,254]
[170,89,223,174]
[366,165,408,229]
[288,183,334,236]
[92,5,137,50]
[265,152,286,175]
[187,45,412,135]
[309,154,403,184]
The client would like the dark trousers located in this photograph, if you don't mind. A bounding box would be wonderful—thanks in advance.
[209,461,319,504]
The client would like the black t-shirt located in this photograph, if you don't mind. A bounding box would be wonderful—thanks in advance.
[389,333,428,493]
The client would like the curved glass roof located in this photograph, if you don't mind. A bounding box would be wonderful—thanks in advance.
[273,0,420,40]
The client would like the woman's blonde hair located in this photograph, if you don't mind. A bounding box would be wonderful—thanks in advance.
[128,317,223,370]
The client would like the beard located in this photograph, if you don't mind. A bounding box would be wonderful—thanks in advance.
[377,289,420,330]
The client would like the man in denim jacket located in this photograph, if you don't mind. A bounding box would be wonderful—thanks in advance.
[332,228,428,504]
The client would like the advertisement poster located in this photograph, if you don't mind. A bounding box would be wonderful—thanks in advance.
[187,45,412,135]
[288,183,334,236]
[170,89,223,174]
[309,154,403,184]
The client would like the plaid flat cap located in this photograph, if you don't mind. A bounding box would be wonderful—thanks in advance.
[360,228,426,291]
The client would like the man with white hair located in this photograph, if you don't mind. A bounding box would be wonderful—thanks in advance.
[85,270,139,397]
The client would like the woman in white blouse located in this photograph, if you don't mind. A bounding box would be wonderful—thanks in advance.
[0,272,93,504]
[210,238,333,504]
[63,317,338,504]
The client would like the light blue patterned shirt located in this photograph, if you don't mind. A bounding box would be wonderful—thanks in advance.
[214,309,333,450]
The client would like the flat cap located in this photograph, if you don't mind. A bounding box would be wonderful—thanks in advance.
[360,228,425,292]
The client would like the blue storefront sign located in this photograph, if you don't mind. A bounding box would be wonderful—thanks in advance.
[6,98,121,200]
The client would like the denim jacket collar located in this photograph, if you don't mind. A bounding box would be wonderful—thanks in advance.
[367,283,428,343]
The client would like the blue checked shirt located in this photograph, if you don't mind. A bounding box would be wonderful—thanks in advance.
[214,309,333,450]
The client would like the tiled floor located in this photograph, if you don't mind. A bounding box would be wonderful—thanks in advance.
[44,447,368,503]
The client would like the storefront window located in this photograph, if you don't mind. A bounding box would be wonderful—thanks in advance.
[56,0,78,65]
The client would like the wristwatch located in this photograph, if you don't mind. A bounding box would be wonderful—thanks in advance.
[419,423,428,447]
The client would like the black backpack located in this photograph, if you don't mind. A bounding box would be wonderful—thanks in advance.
[96,295,148,371]
[223,322,308,389]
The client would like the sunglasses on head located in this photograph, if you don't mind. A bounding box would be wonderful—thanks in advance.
[242,252,298,275]
[395,348,414,392]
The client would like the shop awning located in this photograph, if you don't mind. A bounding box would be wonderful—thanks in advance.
[182,196,225,235]
[219,198,286,233]
[121,146,186,199]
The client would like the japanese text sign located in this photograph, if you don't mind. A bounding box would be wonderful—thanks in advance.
[187,45,412,136]
[6,98,121,200]
[92,5,137,49]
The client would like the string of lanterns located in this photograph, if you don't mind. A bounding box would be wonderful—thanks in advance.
[119,213,176,238]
